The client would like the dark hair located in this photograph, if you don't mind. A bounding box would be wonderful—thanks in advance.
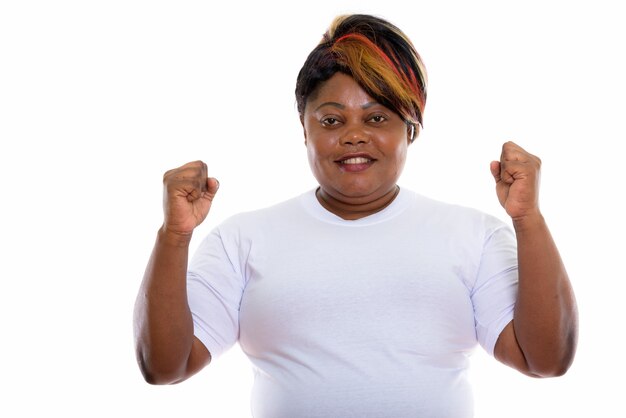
[295,14,428,132]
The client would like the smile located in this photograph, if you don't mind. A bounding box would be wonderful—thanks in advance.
[341,157,372,165]
[335,154,376,173]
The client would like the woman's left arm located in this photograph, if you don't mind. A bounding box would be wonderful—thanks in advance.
[490,141,578,378]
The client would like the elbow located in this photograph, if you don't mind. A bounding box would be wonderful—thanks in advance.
[139,366,176,386]
[141,371,169,386]
[136,348,187,385]
[527,336,578,378]
[142,374,182,386]
[527,360,572,378]
[527,359,572,378]
[526,318,579,378]
[550,362,573,378]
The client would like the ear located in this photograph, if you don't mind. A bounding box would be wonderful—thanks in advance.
[301,116,308,146]
[407,123,420,144]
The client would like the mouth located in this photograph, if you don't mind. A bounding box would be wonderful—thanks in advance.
[339,156,374,165]
[335,153,376,164]
[335,154,376,172]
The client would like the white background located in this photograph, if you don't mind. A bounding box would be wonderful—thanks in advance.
[1,0,624,416]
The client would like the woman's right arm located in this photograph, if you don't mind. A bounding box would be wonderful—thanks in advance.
[133,161,219,384]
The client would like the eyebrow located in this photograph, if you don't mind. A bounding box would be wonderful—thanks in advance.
[314,101,380,112]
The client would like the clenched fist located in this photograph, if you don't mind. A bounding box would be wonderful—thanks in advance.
[490,141,542,221]
[162,161,219,236]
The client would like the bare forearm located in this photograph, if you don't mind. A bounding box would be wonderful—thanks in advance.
[133,227,195,384]
[512,214,578,376]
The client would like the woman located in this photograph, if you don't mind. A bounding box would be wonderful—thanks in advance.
[134,14,578,417]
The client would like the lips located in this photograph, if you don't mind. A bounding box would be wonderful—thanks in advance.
[335,153,376,164]
[335,153,376,172]
[341,157,372,165]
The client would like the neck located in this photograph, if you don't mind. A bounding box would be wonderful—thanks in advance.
[316,186,400,220]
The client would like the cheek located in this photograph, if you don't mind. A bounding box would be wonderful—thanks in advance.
[385,140,408,174]
[398,144,408,161]
[305,132,333,161]
[305,140,325,171]
[306,143,317,167]
[383,137,408,161]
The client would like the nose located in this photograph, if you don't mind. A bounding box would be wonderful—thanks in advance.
[339,123,371,146]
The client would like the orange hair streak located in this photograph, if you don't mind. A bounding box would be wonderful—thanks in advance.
[332,33,424,125]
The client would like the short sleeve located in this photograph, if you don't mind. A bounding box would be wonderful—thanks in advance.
[187,226,245,359]
[471,219,518,356]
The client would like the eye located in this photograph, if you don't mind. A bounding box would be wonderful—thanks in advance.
[368,114,387,124]
[321,116,342,127]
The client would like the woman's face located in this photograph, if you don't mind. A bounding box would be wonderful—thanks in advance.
[302,72,412,206]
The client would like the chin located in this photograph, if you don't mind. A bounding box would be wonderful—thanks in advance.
[332,184,387,199]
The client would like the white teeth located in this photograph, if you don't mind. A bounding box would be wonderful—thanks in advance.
[342,157,371,164]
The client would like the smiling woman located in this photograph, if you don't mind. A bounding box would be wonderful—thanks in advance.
[296,14,427,220]
[303,73,411,219]
[133,13,578,418]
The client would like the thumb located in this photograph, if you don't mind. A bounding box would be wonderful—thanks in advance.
[206,177,220,198]
[489,161,501,183]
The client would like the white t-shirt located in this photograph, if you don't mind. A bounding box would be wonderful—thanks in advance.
[187,188,518,417]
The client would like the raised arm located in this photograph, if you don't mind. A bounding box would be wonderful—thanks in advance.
[490,142,578,378]
[133,161,219,384]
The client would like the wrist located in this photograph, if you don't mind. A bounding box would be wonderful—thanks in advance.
[157,225,193,247]
[511,211,546,234]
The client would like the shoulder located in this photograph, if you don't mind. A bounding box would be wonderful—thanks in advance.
[214,190,312,233]
[402,188,511,236]
[193,192,311,255]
